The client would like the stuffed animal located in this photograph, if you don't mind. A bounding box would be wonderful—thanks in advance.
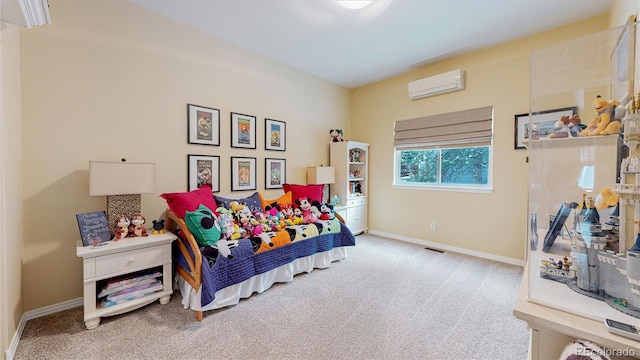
[152,219,165,235]
[329,129,344,142]
[549,115,583,139]
[113,215,130,241]
[579,95,621,136]
[319,203,335,220]
[295,197,318,223]
[128,213,148,237]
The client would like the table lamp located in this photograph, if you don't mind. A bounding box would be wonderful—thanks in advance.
[89,160,156,234]
[306,166,335,203]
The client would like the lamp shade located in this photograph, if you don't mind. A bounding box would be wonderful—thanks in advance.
[307,166,335,185]
[89,161,156,196]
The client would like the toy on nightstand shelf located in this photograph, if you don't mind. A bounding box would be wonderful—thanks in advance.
[128,213,148,237]
[152,219,165,235]
[113,215,130,241]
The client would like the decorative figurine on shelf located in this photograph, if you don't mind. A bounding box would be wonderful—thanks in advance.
[112,215,130,241]
[350,149,361,162]
[129,213,148,237]
[353,169,360,178]
[329,129,344,142]
[355,183,362,194]
[152,219,165,235]
[579,95,621,136]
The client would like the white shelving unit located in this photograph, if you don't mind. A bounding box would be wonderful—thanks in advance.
[330,140,369,234]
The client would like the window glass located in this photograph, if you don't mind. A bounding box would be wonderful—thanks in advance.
[395,145,491,189]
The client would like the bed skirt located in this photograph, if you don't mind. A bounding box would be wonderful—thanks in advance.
[177,247,348,311]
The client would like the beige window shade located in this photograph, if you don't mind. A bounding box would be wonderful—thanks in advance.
[394,106,493,148]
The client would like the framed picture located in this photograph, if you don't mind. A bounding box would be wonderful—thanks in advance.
[231,156,256,191]
[265,158,286,189]
[514,106,577,149]
[265,118,286,151]
[612,15,636,106]
[187,104,220,146]
[188,154,220,192]
[231,112,256,149]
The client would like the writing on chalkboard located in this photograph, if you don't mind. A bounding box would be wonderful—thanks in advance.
[76,211,111,246]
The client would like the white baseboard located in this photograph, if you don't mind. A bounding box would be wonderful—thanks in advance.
[5,297,82,360]
[367,230,525,267]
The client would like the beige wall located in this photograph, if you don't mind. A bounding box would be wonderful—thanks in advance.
[19,1,350,311]
[350,15,611,262]
[4,1,640,353]
[0,21,24,360]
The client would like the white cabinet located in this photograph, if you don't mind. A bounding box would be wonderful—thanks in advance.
[330,141,369,234]
[76,232,176,329]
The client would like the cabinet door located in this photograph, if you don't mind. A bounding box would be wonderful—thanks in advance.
[346,204,367,233]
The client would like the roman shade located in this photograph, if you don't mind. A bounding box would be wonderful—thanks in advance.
[394,106,493,149]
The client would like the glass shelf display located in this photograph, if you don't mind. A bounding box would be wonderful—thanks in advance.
[527,20,640,324]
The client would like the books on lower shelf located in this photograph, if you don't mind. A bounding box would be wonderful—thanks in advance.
[98,268,163,308]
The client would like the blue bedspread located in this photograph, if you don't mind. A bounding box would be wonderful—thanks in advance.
[176,221,356,307]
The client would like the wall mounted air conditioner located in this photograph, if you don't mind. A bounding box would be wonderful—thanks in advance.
[408,69,465,100]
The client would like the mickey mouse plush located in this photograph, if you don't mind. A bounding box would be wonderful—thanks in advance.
[329,129,344,142]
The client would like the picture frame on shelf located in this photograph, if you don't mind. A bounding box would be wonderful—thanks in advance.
[231,112,256,149]
[187,154,220,192]
[265,158,286,189]
[612,15,636,106]
[187,104,220,146]
[514,107,577,149]
[76,211,111,247]
[231,156,256,191]
[265,118,286,151]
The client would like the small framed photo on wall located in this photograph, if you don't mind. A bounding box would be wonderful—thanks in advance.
[265,158,286,189]
[265,118,286,151]
[231,156,256,191]
[188,154,220,192]
[187,104,220,146]
[231,112,256,149]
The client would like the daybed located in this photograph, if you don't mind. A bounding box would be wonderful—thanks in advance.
[162,186,356,321]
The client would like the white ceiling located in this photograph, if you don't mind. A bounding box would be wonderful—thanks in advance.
[129,0,613,89]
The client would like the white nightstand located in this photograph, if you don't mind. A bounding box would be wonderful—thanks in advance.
[76,232,176,329]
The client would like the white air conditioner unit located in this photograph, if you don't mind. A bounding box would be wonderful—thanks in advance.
[408,69,465,100]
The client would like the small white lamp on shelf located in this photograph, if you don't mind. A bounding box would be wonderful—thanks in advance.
[306,166,335,203]
[89,159,156,234]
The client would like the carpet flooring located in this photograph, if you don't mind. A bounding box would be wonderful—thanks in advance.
[13,233,529,360]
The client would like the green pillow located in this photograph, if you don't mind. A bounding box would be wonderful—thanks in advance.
[184,204,221,247]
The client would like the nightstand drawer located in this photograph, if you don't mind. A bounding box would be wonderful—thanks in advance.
[347,197,367,207]
[94,246,164,277]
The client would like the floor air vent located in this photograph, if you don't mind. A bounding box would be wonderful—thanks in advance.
[424,247,444,253]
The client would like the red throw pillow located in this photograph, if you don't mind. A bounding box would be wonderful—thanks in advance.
[282,183,324,204]
[160,184,217,219]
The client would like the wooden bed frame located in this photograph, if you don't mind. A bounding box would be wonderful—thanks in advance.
[165,208,345,321]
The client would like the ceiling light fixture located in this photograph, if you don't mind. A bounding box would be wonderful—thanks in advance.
[337,0,373,10]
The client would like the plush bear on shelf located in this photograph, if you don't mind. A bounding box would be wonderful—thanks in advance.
[580,95,621,136]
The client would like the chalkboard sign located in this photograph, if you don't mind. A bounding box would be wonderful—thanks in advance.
[76,211,111,246]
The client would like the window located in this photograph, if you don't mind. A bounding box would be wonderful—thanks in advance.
[393,106,493,192]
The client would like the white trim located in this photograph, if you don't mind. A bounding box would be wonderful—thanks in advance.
[368,230,525,267]
[5,314,25,360]
[5,297,82,360]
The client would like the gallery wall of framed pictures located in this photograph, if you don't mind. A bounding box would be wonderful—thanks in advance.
[186,103,289,193]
